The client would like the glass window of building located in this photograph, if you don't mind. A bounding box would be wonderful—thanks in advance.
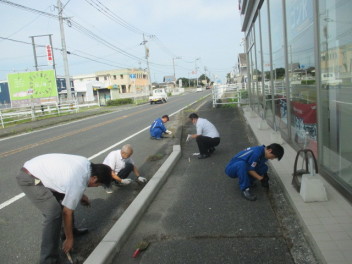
[285,0,317,154]
[248,20,262,113]
[255,15,264,117]
[260,1,274,127]
[247,27,258,109]
[269,0,287,136]
[319,0,352,194]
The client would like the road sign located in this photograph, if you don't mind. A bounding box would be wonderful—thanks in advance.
[46,45,53,66]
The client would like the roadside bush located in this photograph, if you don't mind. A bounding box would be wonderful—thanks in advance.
[107,98,133,106]
[301,80,315,85]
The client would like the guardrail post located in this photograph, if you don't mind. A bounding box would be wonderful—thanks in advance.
[31,105,36,121]
[0,110,4,128]
[57,102,61,116]
[75,101,79,113]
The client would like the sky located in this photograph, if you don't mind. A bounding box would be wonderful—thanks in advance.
[0,0,244,83]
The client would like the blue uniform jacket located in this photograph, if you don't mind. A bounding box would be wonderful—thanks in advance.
[225,145,268,177]
[150,118,166,138]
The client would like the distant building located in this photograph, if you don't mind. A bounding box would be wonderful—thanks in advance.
[237,53,248,87]
[72,68,150,105]
[0,81,10,107]
[163,75,176,83]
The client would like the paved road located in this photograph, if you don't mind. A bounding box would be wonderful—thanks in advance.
[111,101,318,264]
[0,90,210,264]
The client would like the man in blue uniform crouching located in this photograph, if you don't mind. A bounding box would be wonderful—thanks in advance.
[150,115,171,139]
[225,143,284,201]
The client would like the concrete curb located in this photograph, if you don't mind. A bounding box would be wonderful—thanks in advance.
[84,145,181,264]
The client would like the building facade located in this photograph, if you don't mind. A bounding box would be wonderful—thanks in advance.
[73,68,150,105]
[239,0,352,200]
[95,68,150,95]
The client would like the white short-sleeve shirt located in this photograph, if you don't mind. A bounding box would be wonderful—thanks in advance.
[23,153,91,210]
[196,118,220,138]
[103,150,134,174]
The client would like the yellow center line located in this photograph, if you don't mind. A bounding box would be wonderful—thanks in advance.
[0,106,158,158]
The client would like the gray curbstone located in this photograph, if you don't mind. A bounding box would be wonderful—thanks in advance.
[84,145,181,264]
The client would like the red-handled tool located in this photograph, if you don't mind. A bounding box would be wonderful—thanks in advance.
[132,240,150,258]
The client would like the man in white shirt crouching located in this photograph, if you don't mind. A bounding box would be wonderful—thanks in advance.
[103,144,147,193]
[188,113,220,159]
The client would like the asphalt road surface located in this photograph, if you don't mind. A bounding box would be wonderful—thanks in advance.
[0,90,210,264]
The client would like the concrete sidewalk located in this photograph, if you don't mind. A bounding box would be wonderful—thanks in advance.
[243,106,352,264]
[89,101,323,264]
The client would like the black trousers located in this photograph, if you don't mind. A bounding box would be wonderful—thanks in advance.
[118,162,134,179]
[196,136,220,155]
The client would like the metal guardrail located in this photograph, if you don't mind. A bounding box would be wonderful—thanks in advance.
[212,84,248,107]
[0,102,99,128]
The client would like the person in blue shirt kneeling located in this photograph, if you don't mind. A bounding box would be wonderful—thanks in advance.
[225,143,284,201]
[150,115,171,139]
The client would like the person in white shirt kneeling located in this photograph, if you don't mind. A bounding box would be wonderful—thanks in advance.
[103,144,147,193]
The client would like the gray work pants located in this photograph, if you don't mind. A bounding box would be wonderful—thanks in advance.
[16,171,62,264]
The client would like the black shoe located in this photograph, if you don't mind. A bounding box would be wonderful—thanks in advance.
[198,154,210,159]
[241,188,257,201]
[73,227,89,236]
[250,181,257,188]
[208,147,215,154]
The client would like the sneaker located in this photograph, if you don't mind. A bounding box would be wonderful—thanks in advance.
[241,188,257,201]
[151,136,162,140]
[198,154,210,159]
[105,187,113,194]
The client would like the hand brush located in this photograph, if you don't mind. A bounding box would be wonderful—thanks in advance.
[132,240,150,258]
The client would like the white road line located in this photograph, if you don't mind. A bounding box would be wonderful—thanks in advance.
[0,193,25,210]
[0,97,201,211]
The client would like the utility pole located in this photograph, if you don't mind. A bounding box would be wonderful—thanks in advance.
[142,34,152,95]
[57,0,72,101]
[195,57,200,87]
[172,57,182,82]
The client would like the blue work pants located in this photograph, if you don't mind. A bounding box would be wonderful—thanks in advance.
[225,160,268,190]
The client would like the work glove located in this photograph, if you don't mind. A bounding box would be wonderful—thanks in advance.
[120,179,132,185]
[137,176,148,183]
[165,130,172,135]
[261,173,270,188]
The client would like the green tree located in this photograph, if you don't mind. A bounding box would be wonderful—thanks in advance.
[199,74,210,85]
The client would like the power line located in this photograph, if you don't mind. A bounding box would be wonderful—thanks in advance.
[0,0,185,78]
[0,36,131,70]
[83,0,146,35]
[68,19,145,62]
[0,0,58,19]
